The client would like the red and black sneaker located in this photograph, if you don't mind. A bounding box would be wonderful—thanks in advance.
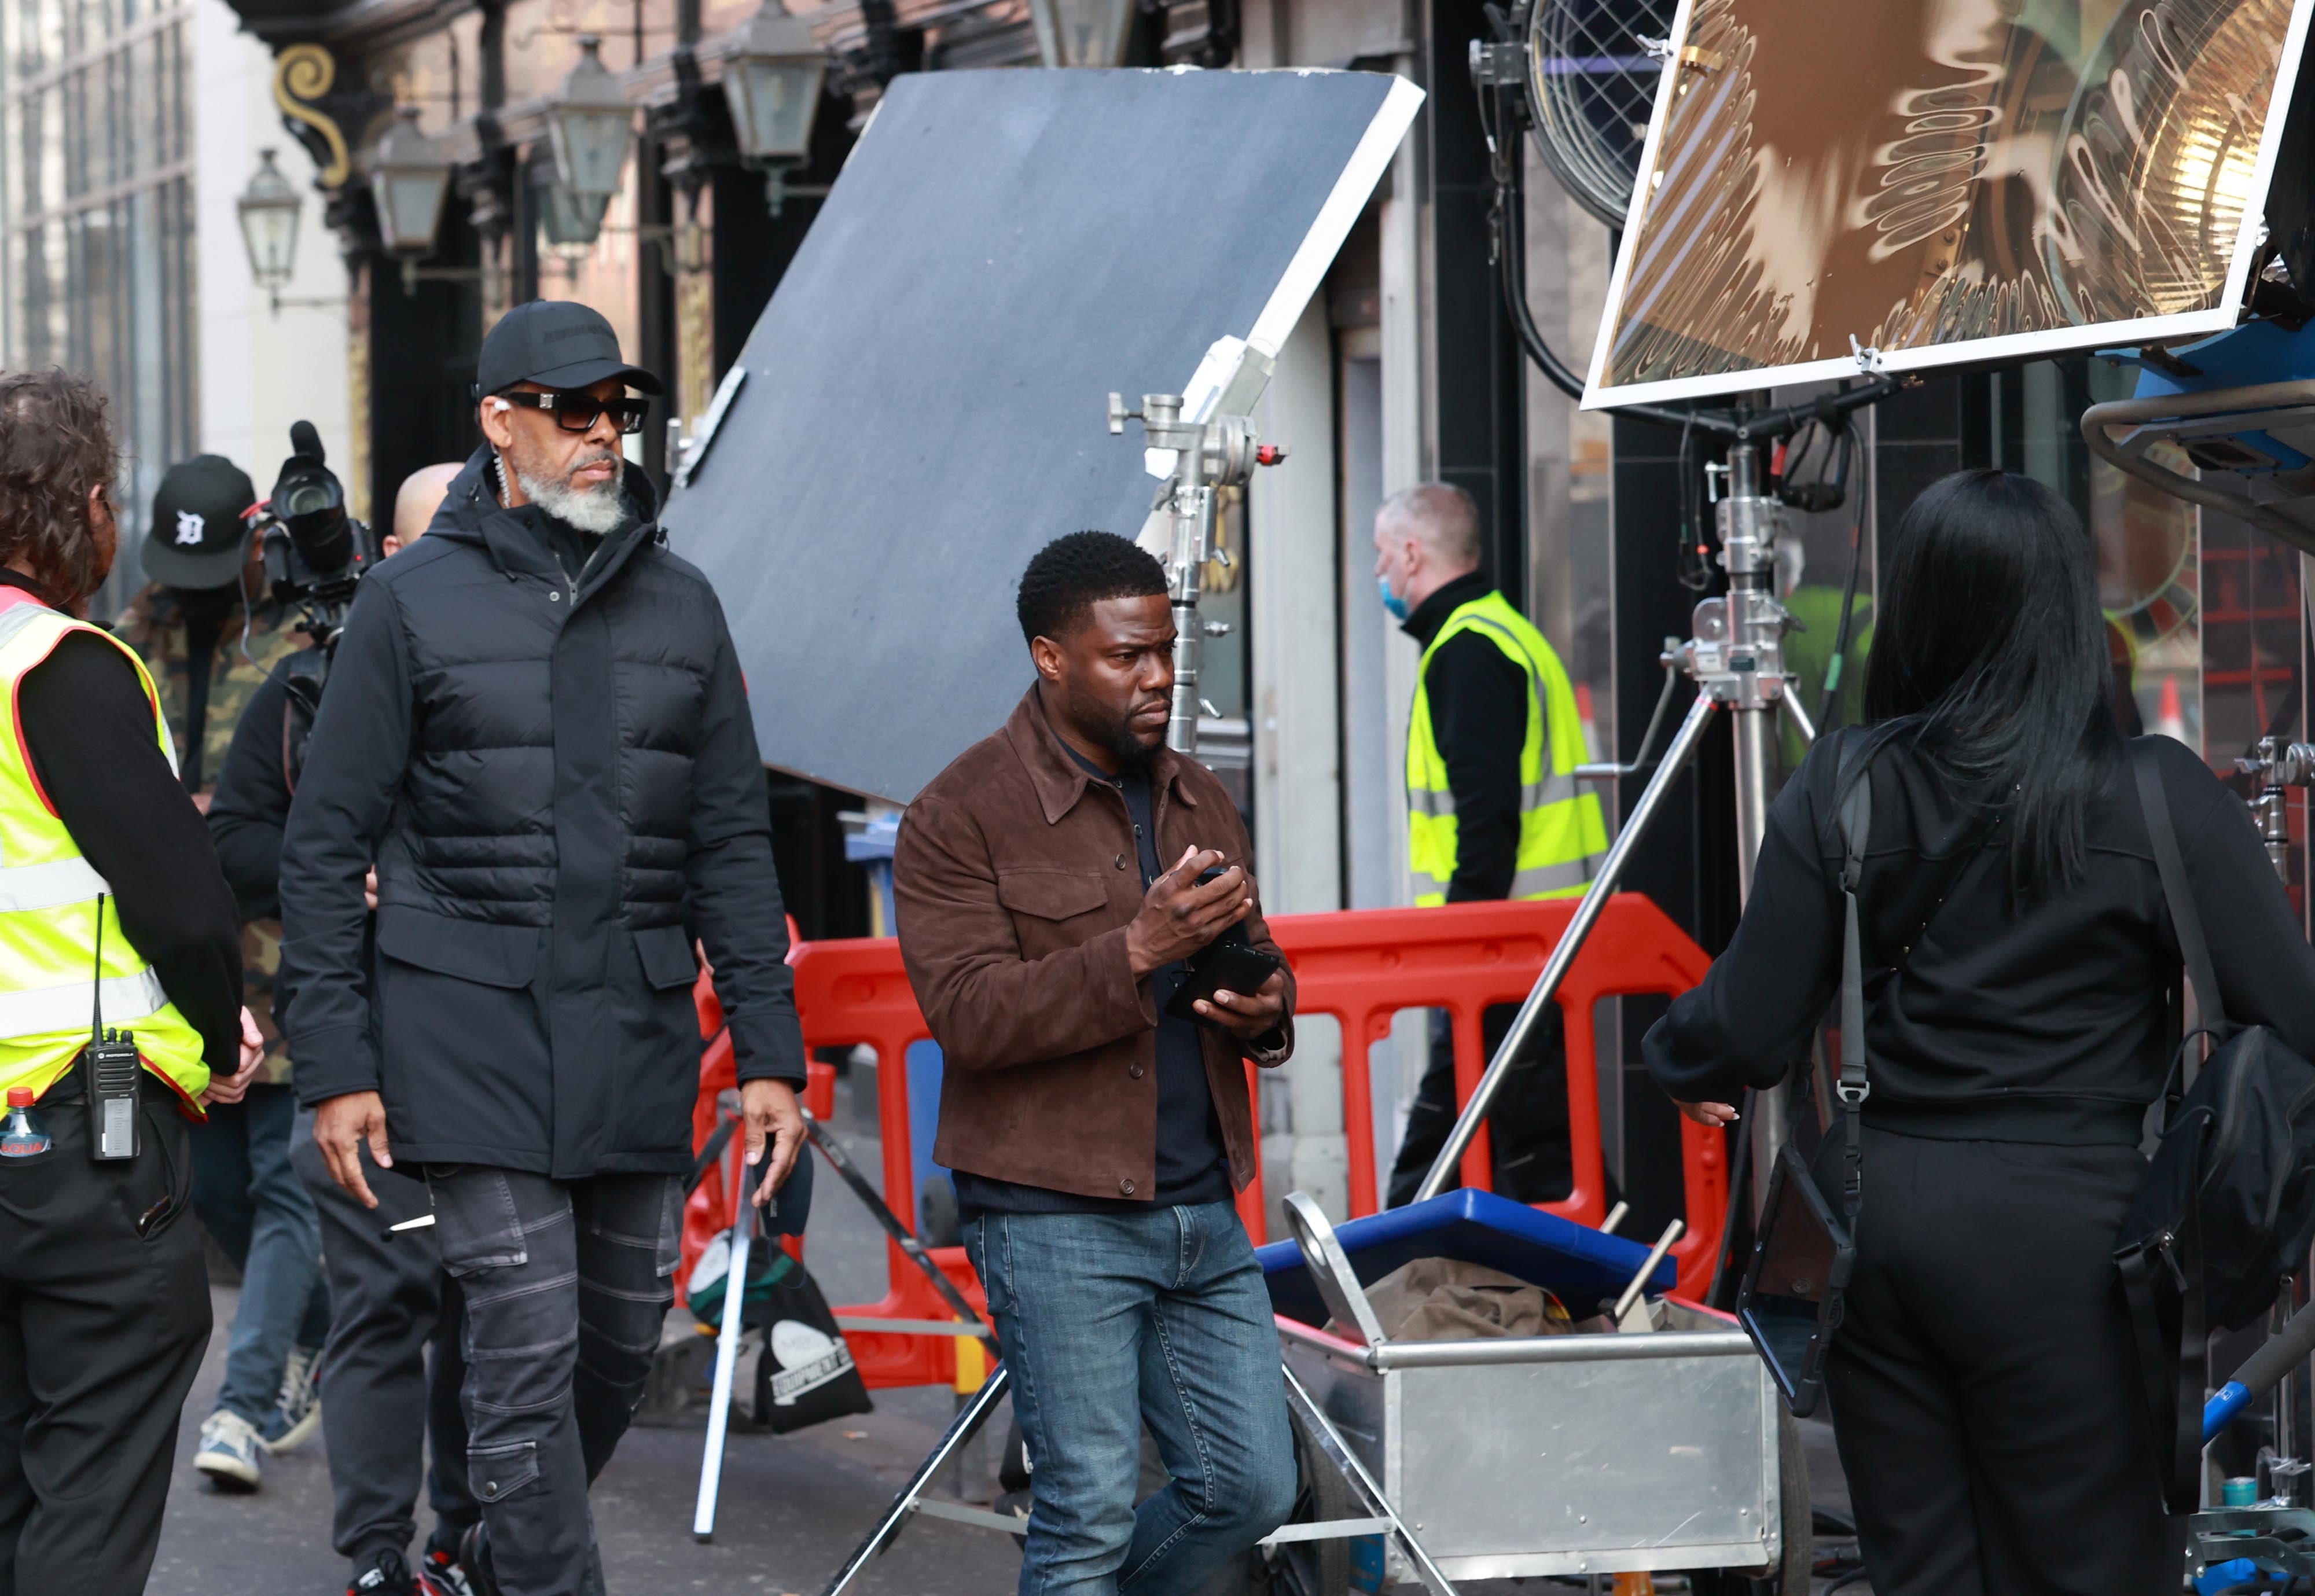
[417,1523,479,1596]
[347,1549,417,1596]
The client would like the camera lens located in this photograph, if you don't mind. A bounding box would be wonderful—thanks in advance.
[280,481,333,517]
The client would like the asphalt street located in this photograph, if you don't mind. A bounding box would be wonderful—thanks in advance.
[147,1076,1864,1594]
[152,1086,1025,1596]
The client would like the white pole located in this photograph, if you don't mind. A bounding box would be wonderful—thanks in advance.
[694,1164,756,1540]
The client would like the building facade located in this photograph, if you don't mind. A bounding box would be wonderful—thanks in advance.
[21,0,2295,1231]
[0,0,348,611]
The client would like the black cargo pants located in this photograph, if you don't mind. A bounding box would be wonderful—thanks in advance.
[0,1091,210,1596]
[427,1165,681,1596]
[291,1113,475,1567]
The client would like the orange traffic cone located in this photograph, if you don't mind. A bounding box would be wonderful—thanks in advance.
[1575,681,1604,764]
[2156,675,2189,746]
[1610,1574,1656,1595]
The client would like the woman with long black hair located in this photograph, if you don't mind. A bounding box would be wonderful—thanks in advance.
[1646,468,2315,1593]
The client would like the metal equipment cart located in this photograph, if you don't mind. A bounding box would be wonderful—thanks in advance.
[817,1186,1806,1594]
[1266,1189,1803,1591]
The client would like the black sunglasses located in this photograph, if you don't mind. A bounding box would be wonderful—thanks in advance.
[497,391,651,436]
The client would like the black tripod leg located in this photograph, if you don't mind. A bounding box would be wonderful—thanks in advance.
[817,1363,1013,1596]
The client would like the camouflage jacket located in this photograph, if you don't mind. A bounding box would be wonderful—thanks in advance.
[115,583,308,1085]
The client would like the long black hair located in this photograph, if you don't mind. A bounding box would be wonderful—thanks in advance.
[1864,468,2119,900]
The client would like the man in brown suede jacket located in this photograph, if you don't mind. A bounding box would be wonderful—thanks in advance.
[894,531,1298,1595]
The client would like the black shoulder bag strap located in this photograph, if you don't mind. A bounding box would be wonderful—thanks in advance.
[2126,739,2219,1512]
[1835,759,1872,1227]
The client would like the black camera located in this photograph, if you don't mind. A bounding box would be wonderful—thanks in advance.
[260,420,379,626]
[256,421,381,786]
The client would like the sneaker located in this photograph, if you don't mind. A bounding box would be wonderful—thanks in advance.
[193,1409,263,1492]
[454,1522,498,1596]
[417,1524,477,1596]
[262,1343,323,1453]
[347,1549,417,1596]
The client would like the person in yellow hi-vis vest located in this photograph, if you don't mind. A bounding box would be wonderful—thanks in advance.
[1374,484,1607,1207]
[0,370,262,1593]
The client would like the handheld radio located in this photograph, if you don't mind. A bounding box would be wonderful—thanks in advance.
[81,895,138,1161]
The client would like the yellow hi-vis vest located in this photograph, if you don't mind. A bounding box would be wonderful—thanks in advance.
[0,590,208,1110]
[1407,589,1607,907]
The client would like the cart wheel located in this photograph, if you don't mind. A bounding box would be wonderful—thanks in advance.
[1692,1407,1814,1595]
[1272,1405,1353,1596]
[1774,1406,1812,1594]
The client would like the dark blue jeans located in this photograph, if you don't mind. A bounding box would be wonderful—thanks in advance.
[965,1201,1295,1596]
[189,1082,329,1424]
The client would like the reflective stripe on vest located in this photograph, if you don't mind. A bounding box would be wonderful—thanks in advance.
[0,591,208,1106]
[1406,591,1608,907]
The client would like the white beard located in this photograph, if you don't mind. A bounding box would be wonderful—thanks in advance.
[511,458,630,536]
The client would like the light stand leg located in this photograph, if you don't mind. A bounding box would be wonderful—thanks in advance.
[1729,700,1788,1210]
[1280,1365,1461,1596]
[1414,693,1719,1203]
[818,1365,1015,1596]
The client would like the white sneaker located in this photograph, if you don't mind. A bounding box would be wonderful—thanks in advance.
[261,1344,322,1453]
[194,1408,263,1492]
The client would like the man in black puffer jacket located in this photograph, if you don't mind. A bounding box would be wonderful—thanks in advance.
[279,301,807,1596]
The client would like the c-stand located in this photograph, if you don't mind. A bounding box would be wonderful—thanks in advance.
[1107,336,1289,755]
[1413,384,1890,1215]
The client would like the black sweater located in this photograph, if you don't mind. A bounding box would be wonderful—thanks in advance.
[0,573,242,1076]
[1644,727,2315,1142]
[1402,571,1534,902]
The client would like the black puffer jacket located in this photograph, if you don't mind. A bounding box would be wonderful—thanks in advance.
[278,447,805,1176]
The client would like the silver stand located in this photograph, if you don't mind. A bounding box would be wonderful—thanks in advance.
[1414,436,1810,1216]
[1108,340,1287,756]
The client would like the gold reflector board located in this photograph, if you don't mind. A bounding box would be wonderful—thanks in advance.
[1582,0,2315,407]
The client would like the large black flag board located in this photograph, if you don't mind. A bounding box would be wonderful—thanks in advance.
[664,65,1421,803]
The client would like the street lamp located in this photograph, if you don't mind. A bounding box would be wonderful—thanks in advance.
[237,147,302,300]
[720,2,828,216]
[723,2,825,163]
[1027,0,1136,67]
[539,180,613,256]
[369,106,453,259]
[547,34,636,200]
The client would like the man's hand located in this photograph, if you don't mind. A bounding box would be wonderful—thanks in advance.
[1125,847,1252,976]
[315,1090,392,1209]
[363,866,379,913]
[1193,966,1288,1042]
[742,1078,806,1207]
[201,1009,267,1106]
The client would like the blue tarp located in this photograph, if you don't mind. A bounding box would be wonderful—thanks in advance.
[1258,1188,1678,1328]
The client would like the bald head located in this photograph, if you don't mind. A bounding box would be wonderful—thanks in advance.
[1379,484,1482,568]
[1373,483,1483,617]
[387,462,464,554]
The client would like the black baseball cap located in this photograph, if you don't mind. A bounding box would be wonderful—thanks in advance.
[473,300,662,399]
[145,455,259,591]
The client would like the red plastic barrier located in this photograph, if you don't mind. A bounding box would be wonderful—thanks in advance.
[1269,895,1723,1297]
[688,893,1722,1384]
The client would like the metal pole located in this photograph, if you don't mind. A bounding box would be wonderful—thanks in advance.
[1715,439,1793,1209]
[1414,691,1719,1202]
[819,1365,1015,1596]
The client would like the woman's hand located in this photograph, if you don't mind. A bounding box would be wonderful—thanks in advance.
[1674,1098,1740,1129]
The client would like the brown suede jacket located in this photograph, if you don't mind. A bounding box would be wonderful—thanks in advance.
[893,687,1296,1202]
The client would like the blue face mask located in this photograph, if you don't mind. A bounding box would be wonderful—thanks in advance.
[1377,573,1410,621]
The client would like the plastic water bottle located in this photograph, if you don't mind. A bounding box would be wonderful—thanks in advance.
[0,1088,49,1157]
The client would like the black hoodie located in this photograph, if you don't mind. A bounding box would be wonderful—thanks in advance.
[277,446,805,1175]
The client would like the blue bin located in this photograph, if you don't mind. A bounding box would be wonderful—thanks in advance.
[846,814,954,1234]
[1256,1188,1678,1329]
